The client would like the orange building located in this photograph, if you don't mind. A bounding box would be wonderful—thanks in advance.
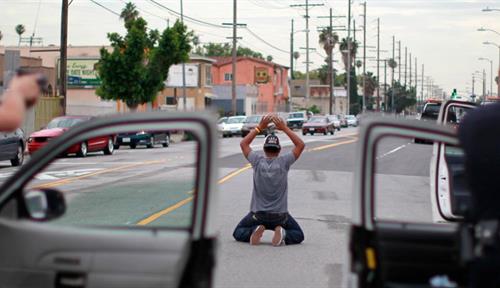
[211,57,289,113]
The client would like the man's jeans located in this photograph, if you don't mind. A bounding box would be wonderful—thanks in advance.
[233,212,305,245]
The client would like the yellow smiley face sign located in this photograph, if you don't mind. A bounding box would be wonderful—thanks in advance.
[255,67,269,84]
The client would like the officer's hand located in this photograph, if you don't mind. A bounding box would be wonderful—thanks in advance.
[9,74,42,108]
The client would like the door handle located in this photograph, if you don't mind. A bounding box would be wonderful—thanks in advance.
[55,272,86,288]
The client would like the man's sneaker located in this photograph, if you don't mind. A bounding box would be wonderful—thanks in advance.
[250,225,265,245]
[272,226,286,246]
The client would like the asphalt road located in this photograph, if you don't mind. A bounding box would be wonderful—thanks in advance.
[0,127,434,288]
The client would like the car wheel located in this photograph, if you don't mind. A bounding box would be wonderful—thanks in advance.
[130,144,137,149]
[114,144,120,150]
[323,131,327,135]
[104,137,114,155]
[146,136,154,148]
[10,143,24,167]
[77,142,88,157]
[302,132,306,136]
[162,134,170,147]
[310,132,314,136]
[331,129,335,135]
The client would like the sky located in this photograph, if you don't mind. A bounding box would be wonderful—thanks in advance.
[0,0,499,97]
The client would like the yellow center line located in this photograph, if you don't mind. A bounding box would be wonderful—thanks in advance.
[137,196,194,225]
[309,137,358,152]
[32,160,165,189]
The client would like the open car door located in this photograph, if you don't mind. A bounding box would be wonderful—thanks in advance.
[0,112,218,288]
[348,117,466,288]
[430,100,476,222]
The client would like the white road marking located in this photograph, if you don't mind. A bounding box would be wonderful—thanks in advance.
[376,143,410,160]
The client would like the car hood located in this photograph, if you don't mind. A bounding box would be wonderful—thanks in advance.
[243,123,258,129]
[30,128,68,138]
[225,123,244,129]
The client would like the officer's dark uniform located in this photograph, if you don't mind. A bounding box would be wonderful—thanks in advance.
[459,102,500,287]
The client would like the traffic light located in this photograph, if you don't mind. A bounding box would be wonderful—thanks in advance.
[451,89,458,99]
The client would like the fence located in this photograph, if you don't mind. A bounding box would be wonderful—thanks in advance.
[34,96,63,131]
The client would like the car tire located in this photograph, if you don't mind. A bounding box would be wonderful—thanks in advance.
[302,132,306,136]
[330,129,335,135]
[114,144,120,150]
[104,137,114,155]
[162,134,170,147]
[10,142,24,167]
[310,132,314,136]
[130,144,137,149]
[77,142,88,157]
[147,136,154,149]
[323,131,327,135]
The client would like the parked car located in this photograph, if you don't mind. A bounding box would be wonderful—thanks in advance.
[241,115,272,137]
[0,129,25,166]
[28,116,115,157]
[217,117,228,136]
[115,131,170,149]
[338,115,348,128]
[221,116,246,137]
[287,111,308,129]
[346,115,358,127]
[327,115,341,131]
[302,116,335,135]
[415,100,444,144]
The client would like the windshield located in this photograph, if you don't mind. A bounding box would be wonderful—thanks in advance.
[289,113,304,119]
[227,117,246,124]
[346,115,356,119]
[47,118,86,129]
[217,118,227,124]
[245,116,262,123]
[308,117,327,123]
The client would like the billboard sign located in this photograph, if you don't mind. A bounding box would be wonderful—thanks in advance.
[165,64,199,87]
[66,59,101,88]
[255,67,269,84]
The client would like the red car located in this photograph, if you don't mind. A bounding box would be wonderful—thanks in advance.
[302,116,335,136]
[28,116,115,157]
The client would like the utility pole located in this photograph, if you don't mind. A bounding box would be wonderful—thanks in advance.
[290,19,294,80]
[60,0,68,115]
[180,0,187,111]
[391,36,395,113]
[415,57,418,106]
[376,18,380,111]
[409,52,412,88]
[403,47,407,87]
[361,1,367,112]
[329,8,334,114]
[223,1,246,115]
[483,69,486,100]
[398,40,401,83]
[291,1,323,101]
[421,64,424,102]
[384,59,387,111]
[347,0,352,114]
[472,74,475,99]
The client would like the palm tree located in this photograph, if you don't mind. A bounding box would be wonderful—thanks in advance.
[339,37,359,70]
[361,71,377,97]
[355,60,362,69]
[120,2,139,28]
[388,58,397,69]
[318,27,339,58]
[15,24,25,47]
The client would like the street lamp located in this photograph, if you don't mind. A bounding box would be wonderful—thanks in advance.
[478,27,500,36]
[484,41,500,97]
[479,57,494,97]
[482,6,500,12]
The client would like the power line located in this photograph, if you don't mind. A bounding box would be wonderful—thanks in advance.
[244,28,289,53]
[89,0,120,16]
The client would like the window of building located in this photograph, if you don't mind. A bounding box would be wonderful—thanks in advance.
[224,73,233,81]
[165,96,177,105]
[205,65,212,86]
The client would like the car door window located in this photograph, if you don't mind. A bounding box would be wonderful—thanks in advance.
[20,128,197,229]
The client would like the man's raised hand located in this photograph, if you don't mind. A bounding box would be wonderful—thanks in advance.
[258,113,273,130]
[272,115,287,131]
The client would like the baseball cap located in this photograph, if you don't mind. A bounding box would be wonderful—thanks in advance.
[263,134,281,150]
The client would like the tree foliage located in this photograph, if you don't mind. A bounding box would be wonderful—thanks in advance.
[96,2,192,109]
[339,37,359,70]
[195,42,265,59]
[385,81,416,113]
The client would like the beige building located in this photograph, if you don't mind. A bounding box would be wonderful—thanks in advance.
[290,79,348,115]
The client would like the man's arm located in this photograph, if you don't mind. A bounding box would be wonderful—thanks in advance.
[240,114,272,158]
[273,116,305,159]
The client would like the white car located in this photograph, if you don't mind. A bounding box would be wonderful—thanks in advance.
[346,115,358,127]
[222,116,246,137]
[217,117,228,135]
[327,115,341,131]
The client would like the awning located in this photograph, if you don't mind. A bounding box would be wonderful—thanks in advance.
[204,92,218,99]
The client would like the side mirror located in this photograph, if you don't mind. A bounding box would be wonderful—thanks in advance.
[23,189,66,221]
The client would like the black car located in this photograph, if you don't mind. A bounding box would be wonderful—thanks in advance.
[115,131,170,149]
[0,129,25,166]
